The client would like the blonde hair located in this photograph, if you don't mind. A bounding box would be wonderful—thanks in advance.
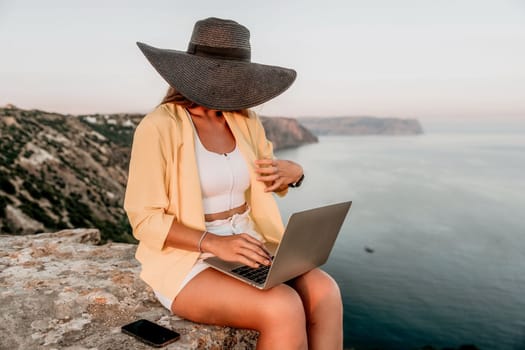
[158,86,249,117]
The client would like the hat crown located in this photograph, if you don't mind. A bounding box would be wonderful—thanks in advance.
[189,17,251,50]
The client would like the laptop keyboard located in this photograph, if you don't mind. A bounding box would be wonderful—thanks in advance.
[231,263,271,285]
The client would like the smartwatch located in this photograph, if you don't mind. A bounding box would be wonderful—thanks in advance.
[288,173,305,188]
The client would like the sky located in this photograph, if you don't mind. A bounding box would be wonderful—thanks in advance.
[1,0,524,121]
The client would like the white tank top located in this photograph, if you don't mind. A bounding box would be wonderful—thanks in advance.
[188,115,251,214]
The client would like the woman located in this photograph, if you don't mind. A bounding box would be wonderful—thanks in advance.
[124,17,343,349]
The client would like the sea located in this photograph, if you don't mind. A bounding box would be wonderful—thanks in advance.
[274,119,525,350]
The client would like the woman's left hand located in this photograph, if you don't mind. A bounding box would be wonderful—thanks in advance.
[254,159,303,192]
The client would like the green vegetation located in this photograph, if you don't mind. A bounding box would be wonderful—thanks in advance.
[18,194,56,229]
[65,193,93,228]
[36,117,70,134]
[23,149,34,158]
[1,107,136,243]
[22,180,42,199]
[0,172,16,194]
[0,123,27,166]
[21,175,63,208]
[0,142,20,166]
[0,194,13,218]
[80,118,134,147]
[64,193,134,243]
[93,215,136,244]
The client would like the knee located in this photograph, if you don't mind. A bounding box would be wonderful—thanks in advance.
[322,272,343,304]
[325,275,343,316]
[307,270,343,315]
[256,285,308,349]
[259,285,306,327]
[252,286,305,338]
[255,286,307,348]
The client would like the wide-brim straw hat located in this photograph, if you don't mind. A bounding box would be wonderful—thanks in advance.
[136,17,297,111]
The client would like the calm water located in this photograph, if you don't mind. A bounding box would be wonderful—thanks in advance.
[275,124,525,350]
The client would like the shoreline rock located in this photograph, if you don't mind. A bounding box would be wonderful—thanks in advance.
[0,229,258,349]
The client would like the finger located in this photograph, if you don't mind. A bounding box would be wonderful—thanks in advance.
[240,233,270,256]
[240,234,269,253]
[239,235,272,259]
[260,245,273,260]
[254,158,274,164]
[264,179,284,192]
[241,246,272,266]
[239,247,271,266]
[235,254,261,268]
[256,174,279,182]
[254,159,275,167]
[254,166,278,175]
[235,240,270,266]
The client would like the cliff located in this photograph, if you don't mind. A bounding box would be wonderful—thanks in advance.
[0,105,315,241]
[0,106,136,242]
[260,116,318,150]
[298,116,423,135]
[0,229,258,349]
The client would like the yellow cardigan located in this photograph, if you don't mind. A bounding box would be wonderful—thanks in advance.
[124,103,287,301]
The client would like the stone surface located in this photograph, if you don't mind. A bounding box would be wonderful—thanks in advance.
[0,229,258,349]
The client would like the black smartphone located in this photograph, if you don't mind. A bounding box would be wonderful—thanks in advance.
[121,319,180,348]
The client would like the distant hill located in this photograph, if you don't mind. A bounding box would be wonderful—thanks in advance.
[260,116,318,149]
[0,105,316,241]
[299,116,423,135]
[0,106,137,242]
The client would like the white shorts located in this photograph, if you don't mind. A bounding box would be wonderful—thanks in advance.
[153,207,264,312]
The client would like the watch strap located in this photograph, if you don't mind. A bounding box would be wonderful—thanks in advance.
[288,173,305,188]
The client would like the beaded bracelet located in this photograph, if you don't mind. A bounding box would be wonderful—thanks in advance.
[198,230,209,253]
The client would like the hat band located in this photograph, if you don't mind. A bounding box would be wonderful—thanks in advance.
[187,43,251,62]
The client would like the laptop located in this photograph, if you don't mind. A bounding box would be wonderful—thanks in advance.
[204,201,352,289]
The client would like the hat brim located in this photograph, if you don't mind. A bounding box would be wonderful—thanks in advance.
[136,42,297,111]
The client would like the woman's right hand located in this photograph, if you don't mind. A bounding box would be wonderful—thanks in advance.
[201,233,272,268]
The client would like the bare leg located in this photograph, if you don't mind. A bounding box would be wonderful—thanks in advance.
[288,268,343,350]
[171,268,308,350]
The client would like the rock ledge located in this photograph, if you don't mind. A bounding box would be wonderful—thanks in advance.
[0,229,258,349]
